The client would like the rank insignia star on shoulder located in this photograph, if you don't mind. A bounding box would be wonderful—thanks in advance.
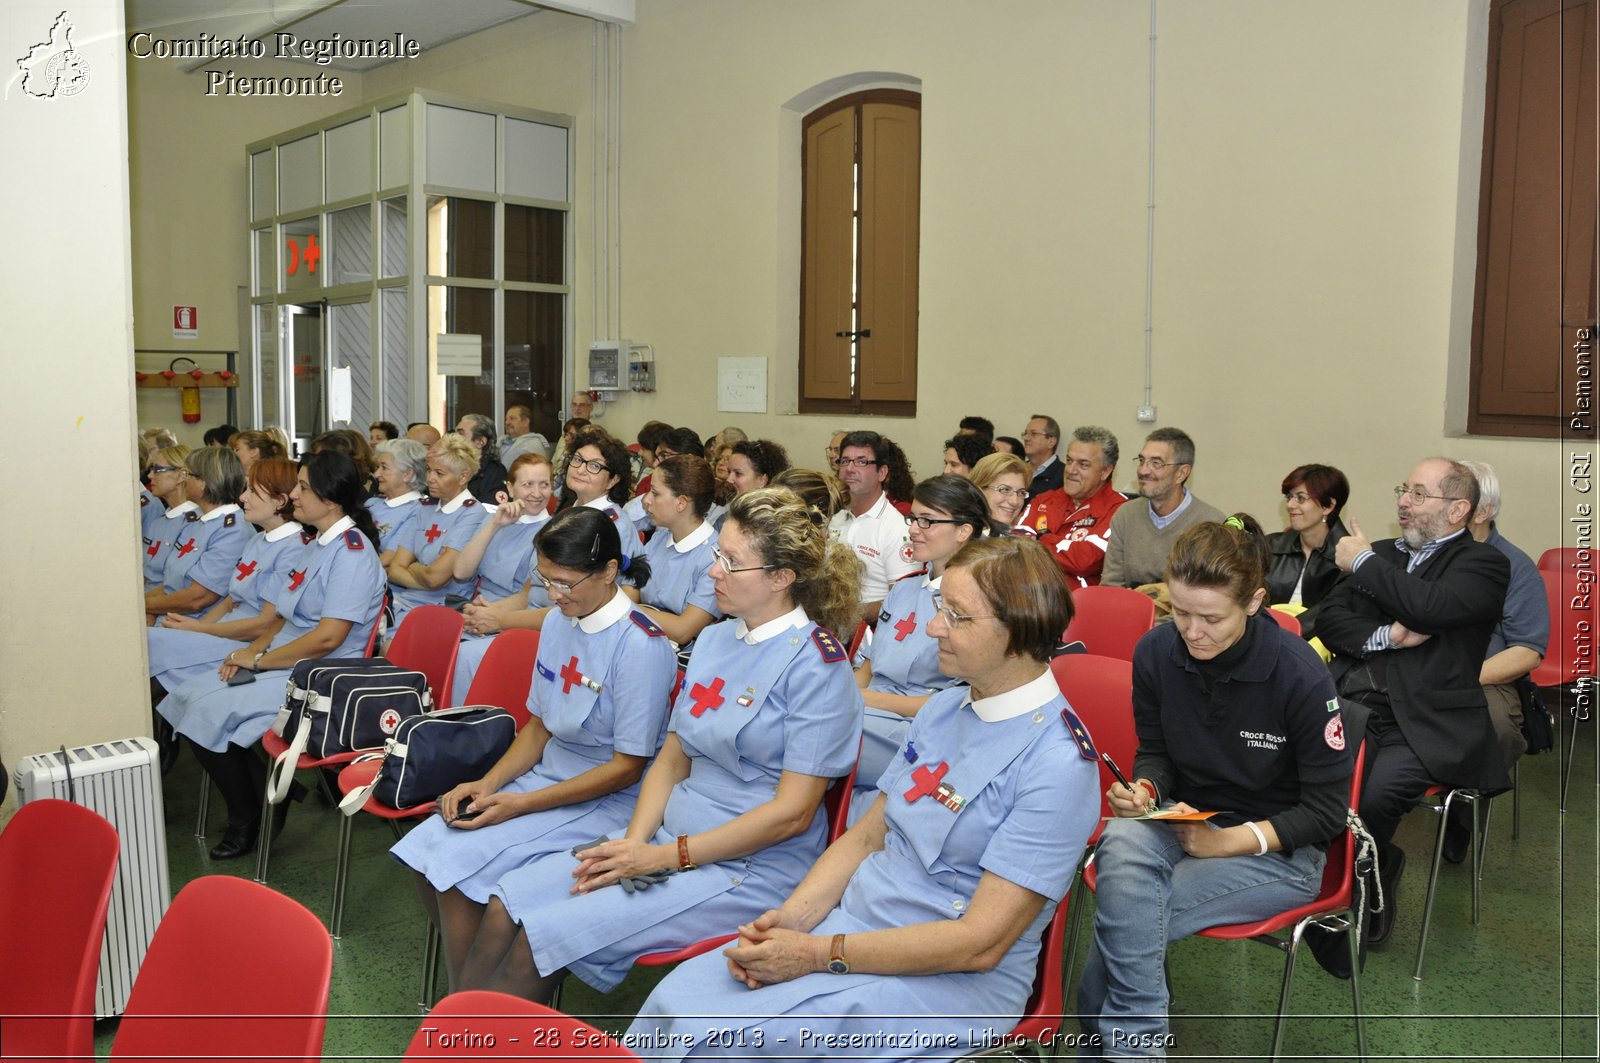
[812,627,846,663]
[1062,707,1099,761]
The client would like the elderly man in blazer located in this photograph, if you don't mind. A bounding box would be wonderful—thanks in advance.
[1316,457,1510,947]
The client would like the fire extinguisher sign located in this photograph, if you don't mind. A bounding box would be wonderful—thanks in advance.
[173,305,198,340]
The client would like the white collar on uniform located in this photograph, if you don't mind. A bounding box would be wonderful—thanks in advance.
[385,491,422,508]
[265,521,303,543]
[583,495,615,513]
[576,587,632,633]
[519,510,550,526]
[966,669,1058,723]
[164,500,199,519]
[317,514,356,546]
[734,605,809,645]
[672,520,714,553]
[200,503,241,523]
[440,490,473,514]
[922,572,943,591]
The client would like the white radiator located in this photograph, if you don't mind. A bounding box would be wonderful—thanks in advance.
[13,736,171,1018]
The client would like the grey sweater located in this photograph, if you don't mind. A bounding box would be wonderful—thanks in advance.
[1100,491,1226,588]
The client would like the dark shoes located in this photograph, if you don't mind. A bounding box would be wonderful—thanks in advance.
[1368,844,1406,947]
[1443,803,1474,865]
[209,823,258,860]
[1305,922,1360,980]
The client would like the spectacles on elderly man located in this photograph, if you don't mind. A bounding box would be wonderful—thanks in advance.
[1393,484,1463,505]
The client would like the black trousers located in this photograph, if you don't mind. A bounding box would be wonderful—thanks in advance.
[1357,713,1434,852]
[189,741,267,830]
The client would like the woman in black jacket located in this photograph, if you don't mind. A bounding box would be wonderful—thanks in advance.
[1265,463,1350,641]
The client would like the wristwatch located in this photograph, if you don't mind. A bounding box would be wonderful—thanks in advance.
[826,933,849,975]
[252,651,267,672]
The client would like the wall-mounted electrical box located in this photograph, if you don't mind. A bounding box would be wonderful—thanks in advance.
[629,344,656,392]
[588,340,627,392]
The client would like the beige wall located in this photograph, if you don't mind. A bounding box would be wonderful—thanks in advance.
[0,0,145,805]
[125,0,1574,550]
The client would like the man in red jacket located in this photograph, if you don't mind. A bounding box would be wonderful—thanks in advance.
[1015,425,1128,587]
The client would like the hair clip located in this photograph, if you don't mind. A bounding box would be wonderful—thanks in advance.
[1224,516,1246,530]
[589,532,602,560]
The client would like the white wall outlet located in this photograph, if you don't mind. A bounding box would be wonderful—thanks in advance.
[1136,405,1157,422]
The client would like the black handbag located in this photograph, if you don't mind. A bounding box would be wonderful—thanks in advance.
[1515,675,1555,755]
[339,706,516,813]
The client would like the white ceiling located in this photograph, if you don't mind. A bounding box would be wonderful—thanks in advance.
[125,1,632,73]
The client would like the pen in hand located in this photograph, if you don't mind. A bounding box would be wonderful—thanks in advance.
[1100,752,1157,814]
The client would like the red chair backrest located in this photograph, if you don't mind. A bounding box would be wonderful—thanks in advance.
[388,604,466,705]
[0,799,120,1061]
[1531,568,1593,687]
[1061,585,1156,661]
[458,629,539,726]
[823,737,864,843]
[405,990,641,1059]
[112,876,331,1062]
[1267,608,1302,636]
[1050,653,1135,845]
[1010,894,1072,1044]
[1537,547,1577,572]
[1317,742,1367,907]
[846,619,869,660]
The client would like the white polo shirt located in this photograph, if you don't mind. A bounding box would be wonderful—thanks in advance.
[829,491,918,603]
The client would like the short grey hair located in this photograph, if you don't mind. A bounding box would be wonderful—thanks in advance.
[1071,425,1120,468]
[1456,459,1500,523]
[186,445,246,507]
[1145,427,1196,467]
[376,438,429,491]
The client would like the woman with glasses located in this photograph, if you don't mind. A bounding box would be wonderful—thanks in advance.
[393,506,674,994]
[145,446,251,624]
[635,455,722,656]
[557,427,642,555]
[848,475,1008,821]
[627,536,1099,1060]
[159,451,386,859]
[1265,463,1351,641]
[454,487,863,1005]
[1078,520,1352,1054]
[969,451,1033,529]
[142,444,195,585]
[385,434,488,630]
[443,453,557,703]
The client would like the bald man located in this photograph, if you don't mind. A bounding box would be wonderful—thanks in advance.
[406,423,441,447]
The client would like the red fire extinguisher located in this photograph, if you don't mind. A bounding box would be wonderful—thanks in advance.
[168,358,204,423]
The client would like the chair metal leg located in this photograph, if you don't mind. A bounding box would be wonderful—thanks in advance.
[330,810,354,939]
[1267,925,1303,1061]
[1471,793,1487,925]
[1511,760,1520,840]
[1412,791,1454,981]
[1561,681,1591,813]
[254,782,275,883]
[418,921,441,1012]
[194,777,211,838]
[1059,850,1093,1004]
[1348,917,1367,1061]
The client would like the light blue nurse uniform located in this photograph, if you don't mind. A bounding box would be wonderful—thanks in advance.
[629,674,1101,1062]
[147,523,311,688]
[155,505,252,617]
[490,611,863,992]
[143,500,198,587]
[392,592,677,899]
[390,491,488,627]
[158,518,385,752]
[448,509,551,705]
[365,491,423,550]
[639,520,721,631]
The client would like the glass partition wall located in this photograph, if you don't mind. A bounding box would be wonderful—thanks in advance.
[248,92,572,451]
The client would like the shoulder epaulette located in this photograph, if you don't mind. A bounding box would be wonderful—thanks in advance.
[222,513,237,527]
[607,508,620,521]
[629,611,666,637]
[811,627,847,663]
[140,494,150,507]
[420,496,440,507]
[462,498,477,507]
[1061,707,1099,761]
[184,511,201,522]
[343,529,365,550]
[301,528,317,544]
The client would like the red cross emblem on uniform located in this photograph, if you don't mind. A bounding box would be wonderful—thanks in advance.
[288,569,306,591]
[146,540,161,558]
[175,538,197,557]
[688,677,726,717]
[235,560,257,582]
[559,656,585,694]
[893,612,918,642]
[424,523,443,544]
[903,761,949,803]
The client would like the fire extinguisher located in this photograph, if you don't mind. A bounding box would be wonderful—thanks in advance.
[169,357,204,423]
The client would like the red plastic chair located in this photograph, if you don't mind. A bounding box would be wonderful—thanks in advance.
[110,876,331,1062]
[255,605,464,883]
[1266,607,1302,636]
[332,629,539,937]
[1061,585,1156,661]
[0,799,120,1061]
[1537,546,1578,571]
[405,990,641,1059]
[845,619,870,660]
[1530,568,1597,812]
[1077,745,1369,1063]
[968,894,1073,1058]
[1049,654,1137,988]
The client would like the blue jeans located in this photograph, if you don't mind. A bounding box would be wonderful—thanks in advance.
[1076,817,1325,1060]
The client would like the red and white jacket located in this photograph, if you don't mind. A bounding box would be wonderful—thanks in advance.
[1014,479,1129,587]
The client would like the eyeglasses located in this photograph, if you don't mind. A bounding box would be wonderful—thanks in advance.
[534,569,600,595]
[567,456,610,475]
[710,543,775,576]
[1284,491,1315,505]
[1136,456,1183,471]
[984,483,1026,498]
[930,588,996,627]
[833,456,880,469]
[1393,484,1463,505]
[149,465,182,474]
[907,514,963,530]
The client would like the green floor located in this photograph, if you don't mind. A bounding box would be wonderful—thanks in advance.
[97,702,1597,1062]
